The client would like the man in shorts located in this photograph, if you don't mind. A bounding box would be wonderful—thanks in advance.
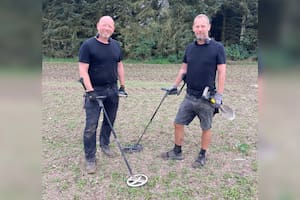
[161,14,226,168]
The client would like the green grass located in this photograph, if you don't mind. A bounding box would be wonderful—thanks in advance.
[76,178,88,191]
[43,56,174,64]
[43,56,258,65]
[221,173,256,200]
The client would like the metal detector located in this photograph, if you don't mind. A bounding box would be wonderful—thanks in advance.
[78,78,148,187]
[123,82,186,153]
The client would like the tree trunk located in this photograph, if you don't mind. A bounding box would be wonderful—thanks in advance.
[240,14,246,43]
[221,12,226,43]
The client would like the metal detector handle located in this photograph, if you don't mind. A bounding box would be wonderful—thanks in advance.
[160,87,176,95]
[161,88,168,92]
[177,82,186,96]
[78,77,86,90]
[161,83,186,96]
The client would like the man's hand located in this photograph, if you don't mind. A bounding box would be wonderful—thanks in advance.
[119,85,128,97]
[86,90,97,102]
[167,86,178,95]
[211,93,223,108]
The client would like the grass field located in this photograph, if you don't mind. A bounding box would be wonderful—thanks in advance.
[42,62,258,200]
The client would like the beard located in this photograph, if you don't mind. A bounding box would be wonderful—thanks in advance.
[196,35,207,41]
[99,32,112,39]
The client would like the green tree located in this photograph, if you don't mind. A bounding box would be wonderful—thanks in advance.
[42,0,257,60]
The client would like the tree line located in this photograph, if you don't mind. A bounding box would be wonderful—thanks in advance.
[42,0,257,61]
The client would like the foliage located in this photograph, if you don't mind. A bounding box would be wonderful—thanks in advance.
[42,0,258,60]
[225,44,251,61]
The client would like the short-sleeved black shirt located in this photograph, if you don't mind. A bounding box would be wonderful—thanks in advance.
[79,37,122,87]
[183,39,226,94]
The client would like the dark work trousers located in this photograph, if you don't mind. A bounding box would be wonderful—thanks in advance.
[83,84,119,162]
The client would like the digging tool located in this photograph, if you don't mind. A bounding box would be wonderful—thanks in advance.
[78,78,148,187]
[202,86,235,120]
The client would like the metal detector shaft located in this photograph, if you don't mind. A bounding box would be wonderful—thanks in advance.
[78,77,134,176]
[96,98,133,176]
[135,91,169,146]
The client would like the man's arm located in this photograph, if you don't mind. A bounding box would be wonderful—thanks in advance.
[79,62,94,91]
[173,63,188,87]
[117,61,125,86]
[216,64,226,94]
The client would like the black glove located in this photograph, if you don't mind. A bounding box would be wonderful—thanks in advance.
[167,86,178,95]
[119,85,128,97]
[86,90,97,102]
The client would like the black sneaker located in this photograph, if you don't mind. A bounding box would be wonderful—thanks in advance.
[86,160,96,174]
[192,154,206,168]
[161,149,184,160]
[101,145,114,157]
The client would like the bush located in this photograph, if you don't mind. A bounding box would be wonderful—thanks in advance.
[132,38,155,60]
[225,44,250,60]
[167,54,181,63]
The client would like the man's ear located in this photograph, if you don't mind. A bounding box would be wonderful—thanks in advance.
[207,24,211,32]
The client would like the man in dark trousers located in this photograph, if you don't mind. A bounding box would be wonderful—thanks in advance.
[161,14,226,168]
[79,16,127,174]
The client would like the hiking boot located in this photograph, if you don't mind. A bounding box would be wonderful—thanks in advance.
[192,154,206,168]
[161,149,184,160]
[101,145,114,157]
[86,160,96,174]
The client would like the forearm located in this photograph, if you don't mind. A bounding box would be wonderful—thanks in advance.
[118,62,125,86]
[217,64,226,94]
[173,63,187,87]
[79,62,94,91]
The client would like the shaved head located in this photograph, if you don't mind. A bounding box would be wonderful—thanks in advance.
[96,16,115,41]
[98,16,115,27]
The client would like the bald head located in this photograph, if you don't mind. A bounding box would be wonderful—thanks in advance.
[96,16,115,41]
[98,16,115,27]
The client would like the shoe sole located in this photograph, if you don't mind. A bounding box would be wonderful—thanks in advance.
[191,162,204,168]
[86,163,96,174]
[161,153,184,160]
[87,168,96,174]
[101,149,114,157]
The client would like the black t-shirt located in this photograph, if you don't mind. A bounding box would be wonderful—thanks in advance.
[183,39,226,94]
[79,37,122,87]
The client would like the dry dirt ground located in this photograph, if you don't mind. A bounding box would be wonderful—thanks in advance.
[42,62,258,200]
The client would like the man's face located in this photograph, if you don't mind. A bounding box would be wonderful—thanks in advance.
[192,17,211,41]
[97,17,115,39]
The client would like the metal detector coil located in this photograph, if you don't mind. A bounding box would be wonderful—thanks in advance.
[127,174,148,187]
[123,144,143,153]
